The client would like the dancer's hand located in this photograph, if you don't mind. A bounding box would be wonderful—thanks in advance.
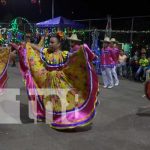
[10,42,20,50]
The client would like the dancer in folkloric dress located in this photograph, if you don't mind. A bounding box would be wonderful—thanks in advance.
[11,32,99,130]
[0,35,10,94]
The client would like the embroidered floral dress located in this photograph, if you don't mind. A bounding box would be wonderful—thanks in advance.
[18,42,99,129]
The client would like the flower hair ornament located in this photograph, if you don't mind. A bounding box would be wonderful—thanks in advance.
[56,31,65,40]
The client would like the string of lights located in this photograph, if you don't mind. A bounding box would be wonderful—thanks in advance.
[70,29,150,34]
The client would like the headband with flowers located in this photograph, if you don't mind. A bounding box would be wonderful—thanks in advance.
[56,31,65,40]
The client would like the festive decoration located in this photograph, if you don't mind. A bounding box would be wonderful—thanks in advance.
[11,19,18,33]
[0,34,4,44]
[8,17,34,43]
[91,29,99,52]
[64,28,67,34]
[17,32,23,42]
[0,28,6,34]
[51,28,57,34]
[69,29,150,34]
[91,29,101,74]
[44,36,49,48]
[10,17,33,34]
[6,31,12,43]
[72,29,76,34]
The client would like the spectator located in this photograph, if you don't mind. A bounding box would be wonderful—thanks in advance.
[117,50,127,77]
[136,53,149,81]
[130,51,139,80]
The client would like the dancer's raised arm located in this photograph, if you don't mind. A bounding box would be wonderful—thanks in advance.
[30,43,42,53]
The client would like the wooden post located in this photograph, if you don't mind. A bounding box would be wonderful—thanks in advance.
[130,17,134,43]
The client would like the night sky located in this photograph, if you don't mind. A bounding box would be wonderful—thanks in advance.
[0,0,150,30]
[0,0,149,44]
[0,0,149,21]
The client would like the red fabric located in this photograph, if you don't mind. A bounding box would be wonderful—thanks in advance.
[83,44,96,61]
[100,47,115,67]
[0,72,8,89]
[110,47,120,64]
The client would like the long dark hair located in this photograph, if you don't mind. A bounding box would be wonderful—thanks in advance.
[50,32,69,51]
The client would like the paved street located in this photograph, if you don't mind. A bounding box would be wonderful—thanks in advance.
[0,64,150,150]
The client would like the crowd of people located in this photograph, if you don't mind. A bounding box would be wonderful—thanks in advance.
[3,30,150,84]
[6,32,150,85]
[98,36,150,89]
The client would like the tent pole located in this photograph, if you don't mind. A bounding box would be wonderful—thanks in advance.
[130,17,134,43]
[52,0,54,18]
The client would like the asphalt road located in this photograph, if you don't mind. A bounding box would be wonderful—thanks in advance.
[0,64,150,150]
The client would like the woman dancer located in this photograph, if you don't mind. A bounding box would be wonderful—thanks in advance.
[11,32,99,130]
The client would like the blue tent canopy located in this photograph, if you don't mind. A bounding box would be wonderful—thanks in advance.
[36,16,85,29]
